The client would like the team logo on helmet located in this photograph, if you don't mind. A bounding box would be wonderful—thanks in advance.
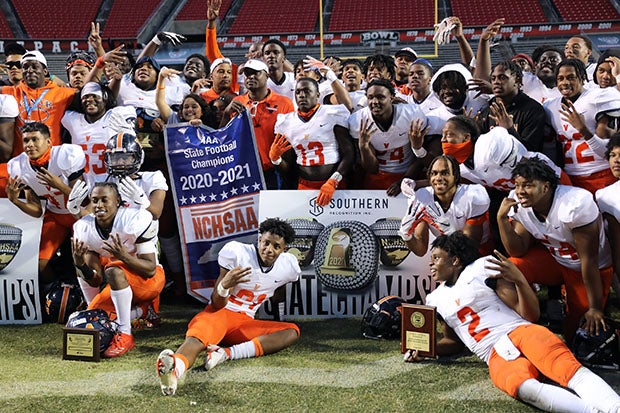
[45,282,85,324]
[104,132,144,177]
[66,309,118,353]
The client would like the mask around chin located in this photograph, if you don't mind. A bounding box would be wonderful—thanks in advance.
[441,140,474,164]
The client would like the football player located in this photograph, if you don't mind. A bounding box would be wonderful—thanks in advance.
[271,77,353,206]
[156,218,301,396]
[544,58,620,193]
[595,135,620,305]
[6,122,86,284]
[348,79,430,195]
[61,81,136,187]
[71,182,164,357]
[404,231,620,413]
[498,158,613,341]
[399,154,492,257]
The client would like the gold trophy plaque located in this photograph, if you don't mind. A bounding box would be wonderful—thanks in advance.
[63,328,100,362]
[401,304,436,358]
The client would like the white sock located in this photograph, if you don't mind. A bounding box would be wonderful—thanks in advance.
[173,355,187,378]
[568,367,620,413]
[228,341,256,360]
[110,286,133,335]
[517,378,590,413]
[77,277,99,305]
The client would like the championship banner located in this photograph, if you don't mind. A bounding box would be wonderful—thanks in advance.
[0,199,43,324]
[258,190,436,319]
[165,110,265,302]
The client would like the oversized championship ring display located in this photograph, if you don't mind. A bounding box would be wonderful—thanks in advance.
[0,224,22,272]
[286,218,325,268]
[314,220,380,290]
[370,218,411,267]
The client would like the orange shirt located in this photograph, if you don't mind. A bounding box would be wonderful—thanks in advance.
[2,81,76,157]
[206,27,240,94]
[233,90,293,170]
[200,88,237,104]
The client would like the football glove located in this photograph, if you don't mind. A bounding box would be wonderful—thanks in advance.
[269,133,292,164]
[67,180,89,215]
[153,32,186,47]
[433,18,456,45]
[400,178,416,199]
[316,178,338,207]
[398,200,428,241]
[118,176,150,209]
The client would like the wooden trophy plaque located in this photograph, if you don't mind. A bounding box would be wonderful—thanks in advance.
[401,304,436,358]
[63,328,100,362]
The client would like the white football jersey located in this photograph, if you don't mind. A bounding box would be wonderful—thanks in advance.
[275,104,349,167]
[349,90,367,112]
[8,144,86,214]
[595,180,620,222]
[349,103,427,174]
[412,184,491,243]
[0,94,18,118]
[544,87,620,176]
[508,185,612,271]
[462,127,561,191]
[117,76,159,111]
[73,207,159,263]
[164,73,191,108]
[521,72,561,104]
[268,72,296,102]
[405,92,442,114]
[426,91,489,135]
[426,257,530,363]
[62,106,137,186]
[218,241,301,318]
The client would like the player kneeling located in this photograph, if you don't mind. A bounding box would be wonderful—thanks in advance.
[157,218,301,396]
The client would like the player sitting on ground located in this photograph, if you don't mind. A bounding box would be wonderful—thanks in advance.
[404,231,620,413]
[157,218,301,396]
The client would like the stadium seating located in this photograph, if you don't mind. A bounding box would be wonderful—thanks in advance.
[176,0,233,20]
[102,0,163,38]
[0,11,13,38]
[228,0,319,35]
[329,0,435,32]
[552,0,620,21]
[11,0,101,38]
[451,0,547,25]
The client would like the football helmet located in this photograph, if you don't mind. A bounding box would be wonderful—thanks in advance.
[66,309,118,353]
[44,282,85,324]
[572,319,620,370]
[361,295,404,339]
[104,132,144,177]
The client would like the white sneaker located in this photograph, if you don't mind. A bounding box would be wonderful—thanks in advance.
[205,345,229,370]
[157,349,178,396]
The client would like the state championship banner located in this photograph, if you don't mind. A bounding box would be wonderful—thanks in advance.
[0,199,43,324]
[258,190,436,319]
[165,110,265,302]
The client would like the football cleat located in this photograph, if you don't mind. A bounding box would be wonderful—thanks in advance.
[131,303,161,330]
[157,349,178,396]
[205,345,229,370]
[103,332,135,358]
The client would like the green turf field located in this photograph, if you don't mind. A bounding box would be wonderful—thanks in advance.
[1,302,618,413]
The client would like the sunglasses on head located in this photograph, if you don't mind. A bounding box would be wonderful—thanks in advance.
[6,61,21,69]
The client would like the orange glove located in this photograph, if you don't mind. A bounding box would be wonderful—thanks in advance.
[316,178,338,206]
[269,133,292,163]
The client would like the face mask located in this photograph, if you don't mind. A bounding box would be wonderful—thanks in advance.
[441,140,474,163]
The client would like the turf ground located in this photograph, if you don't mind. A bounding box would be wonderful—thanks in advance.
[1,301,619,413]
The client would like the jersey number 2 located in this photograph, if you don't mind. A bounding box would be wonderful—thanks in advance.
[457,306,490,342]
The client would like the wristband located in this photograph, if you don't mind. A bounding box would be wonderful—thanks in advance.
[412,146,427,158]
[330,171,343,183]
[152,35,162,46]
[217,282,230,298]
[271,157,282,166]
[325,70,338,83]
[95,57,105,69]
[157,85,166,90]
